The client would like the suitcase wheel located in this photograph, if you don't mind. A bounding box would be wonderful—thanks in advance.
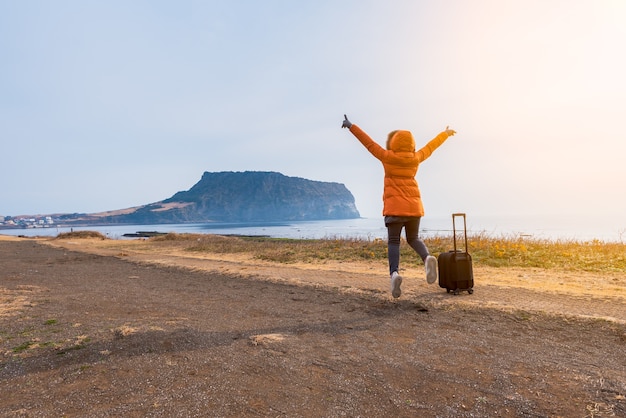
[450,288,473,295]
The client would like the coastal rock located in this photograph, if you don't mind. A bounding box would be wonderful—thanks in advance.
[95,171,360,224]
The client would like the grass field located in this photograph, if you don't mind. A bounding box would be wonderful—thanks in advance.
[53,230,626,273]
[124,232,626,274]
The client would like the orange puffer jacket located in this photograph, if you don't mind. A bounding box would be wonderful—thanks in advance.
[349,124,451,217]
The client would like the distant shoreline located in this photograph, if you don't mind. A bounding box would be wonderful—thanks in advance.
[1,216,624,243]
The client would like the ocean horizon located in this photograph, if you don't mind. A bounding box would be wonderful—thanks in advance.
[1,215,625,243]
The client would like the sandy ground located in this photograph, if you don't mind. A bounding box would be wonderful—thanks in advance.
[1,235,625,417]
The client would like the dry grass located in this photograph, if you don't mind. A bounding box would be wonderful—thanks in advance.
[55,230,107,240]
[151,232,626,273]
[465,232,626,272]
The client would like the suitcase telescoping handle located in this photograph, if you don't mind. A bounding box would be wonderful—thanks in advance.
[452,213,469,254]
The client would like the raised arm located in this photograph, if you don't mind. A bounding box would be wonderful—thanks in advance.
[342,114,386,161]
[415,126,456,162]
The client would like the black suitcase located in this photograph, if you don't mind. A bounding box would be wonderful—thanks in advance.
[438,213,474,295]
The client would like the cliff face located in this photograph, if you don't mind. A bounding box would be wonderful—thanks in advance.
[99,171,360,224]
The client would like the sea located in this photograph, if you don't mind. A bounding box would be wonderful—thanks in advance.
[2,215,625,242]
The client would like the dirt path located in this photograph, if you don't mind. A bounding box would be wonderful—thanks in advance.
[1,237,625,417]
[46,237,626,324]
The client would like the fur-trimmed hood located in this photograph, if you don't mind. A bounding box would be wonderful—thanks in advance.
[388,130,415,152]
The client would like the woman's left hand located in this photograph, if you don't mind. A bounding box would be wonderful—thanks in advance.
[342,114,352,129]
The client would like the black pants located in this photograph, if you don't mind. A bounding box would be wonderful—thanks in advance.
[387,217,429,275]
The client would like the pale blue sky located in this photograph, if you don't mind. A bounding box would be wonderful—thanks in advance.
[2,1,625,223]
